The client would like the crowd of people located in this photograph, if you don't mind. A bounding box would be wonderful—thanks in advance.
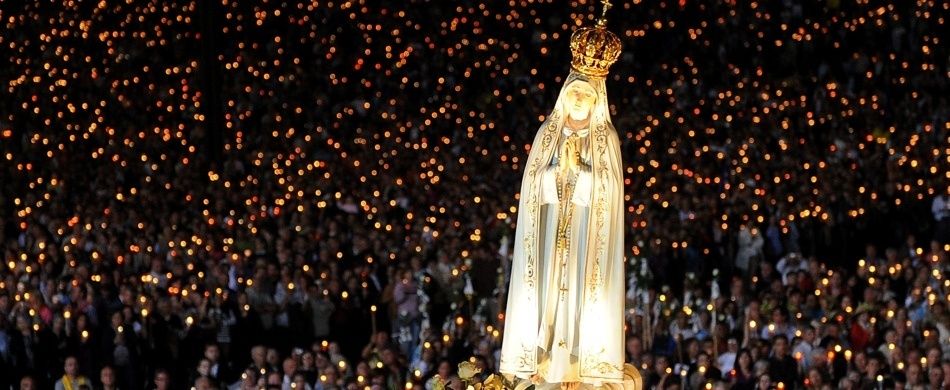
[0,0,948,389]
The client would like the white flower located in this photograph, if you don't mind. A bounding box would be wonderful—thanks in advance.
[458,361,481,380]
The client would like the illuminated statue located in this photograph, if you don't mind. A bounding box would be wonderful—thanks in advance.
[500,2,639,389]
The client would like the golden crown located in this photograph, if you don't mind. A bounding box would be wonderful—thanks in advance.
[569,1,622,78]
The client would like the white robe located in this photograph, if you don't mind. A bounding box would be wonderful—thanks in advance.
[500,72,626,386]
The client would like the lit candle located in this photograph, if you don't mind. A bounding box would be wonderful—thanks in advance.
[370,305,377,334]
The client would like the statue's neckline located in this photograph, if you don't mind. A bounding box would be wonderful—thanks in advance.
[562,127,590,137]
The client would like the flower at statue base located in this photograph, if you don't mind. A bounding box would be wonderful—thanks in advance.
[430,375,446,390]
[458,361,482,381]
[473,374,505,390]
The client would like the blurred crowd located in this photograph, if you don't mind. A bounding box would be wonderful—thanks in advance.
[0,0,948,389]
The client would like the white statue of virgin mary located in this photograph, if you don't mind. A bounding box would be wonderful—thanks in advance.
[500,7,632,389]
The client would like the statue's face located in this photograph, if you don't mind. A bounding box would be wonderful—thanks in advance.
[563,80,597,121]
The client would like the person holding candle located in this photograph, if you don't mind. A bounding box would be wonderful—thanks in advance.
[279,356,297,390]
[803,367,826,389]
[858,354,887,390]
[735,225,765,275]
[393,268,420,357]
[729,349,756,390]
[767,335,799,388]
[305,283,335,342]
[849,305,875,353]
[265,348,282,375]
[754,373,772,390]
[687,352,721,389]
[793,326,817,370]
[717,337,739,376]
[759,308,794,341]
[248,345,270,378]
[8,315,43,381]
[642,354,667,389]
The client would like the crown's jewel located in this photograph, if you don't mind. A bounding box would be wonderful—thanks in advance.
[569,1,622,78]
